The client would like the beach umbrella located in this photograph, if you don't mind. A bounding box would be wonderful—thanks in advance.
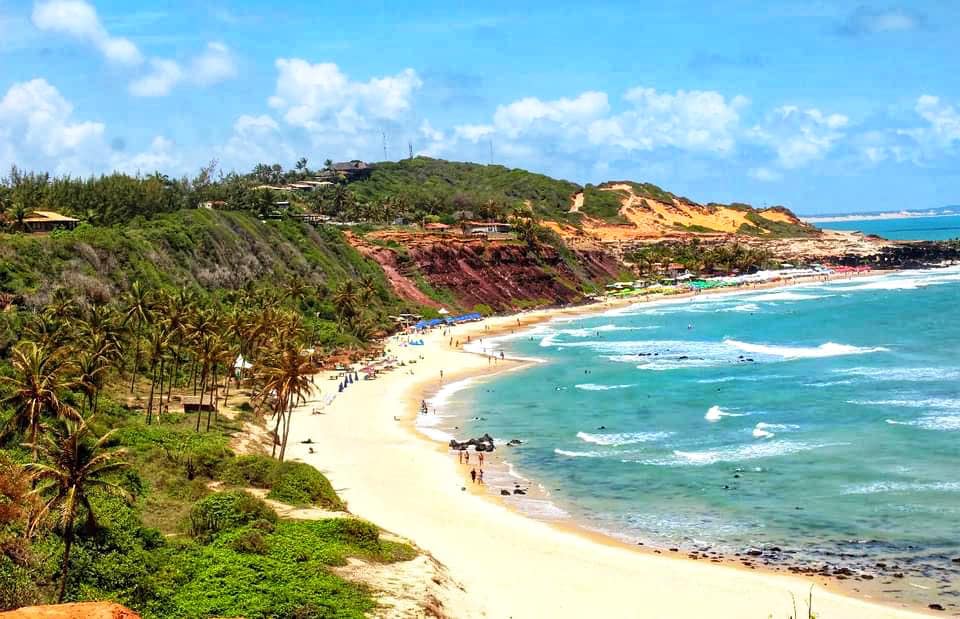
[438,308,449,315]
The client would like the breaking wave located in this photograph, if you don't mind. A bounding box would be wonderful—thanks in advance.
[576,431,671,446]
[724,339,889,359]
[575,383,636,391]
[704,405,747,422]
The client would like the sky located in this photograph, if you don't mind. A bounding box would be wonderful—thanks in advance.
[1,1,959,214]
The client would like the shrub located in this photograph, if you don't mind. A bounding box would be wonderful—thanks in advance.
[221,454,277,488]
[188,491,278,541]
[229,529,270,555]
[266,462,344,510]
[0,556,40,611]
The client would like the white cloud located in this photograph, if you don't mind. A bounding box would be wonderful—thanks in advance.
[749,105,848,168]
[32,0,143,66]
[445,87,747,161]
[597,88,748,153]
[748,167,783,182]
[840,7,923,35]
[268,59,422,133]
[128,43,237,97]
[191,42,238,86]
[114,135,179,173]
[454,124,495,142]
[128,59,183,97]
[492,91,609,138]
[220,114,296,169]
[0,78,106,172]
[909,95,960,147]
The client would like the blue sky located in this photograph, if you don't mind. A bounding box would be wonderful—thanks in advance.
[1,0,959,214]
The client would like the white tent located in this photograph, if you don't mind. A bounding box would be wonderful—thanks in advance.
[438,308,450,315]
[233,354,253,370]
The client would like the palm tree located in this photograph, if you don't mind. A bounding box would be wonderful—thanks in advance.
[27,419,130,602]
[145,326,171,424]
[255,344,314,461]
[0,342,78,458]
[332,280,360,325]
[123,281,154,394]
[72,349,110,417]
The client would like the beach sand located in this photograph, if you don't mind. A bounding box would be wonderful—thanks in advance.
[287,275,933,619]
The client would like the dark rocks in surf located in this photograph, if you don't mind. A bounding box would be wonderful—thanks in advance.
[449,433,495,452]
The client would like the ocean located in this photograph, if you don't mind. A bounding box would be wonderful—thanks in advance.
[427,267,960,610]
[820,213,960,241]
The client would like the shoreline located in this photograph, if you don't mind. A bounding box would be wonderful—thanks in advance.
[288,269,937,619]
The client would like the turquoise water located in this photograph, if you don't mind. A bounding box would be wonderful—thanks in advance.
[439,268,960,608]
[821,213,960,240]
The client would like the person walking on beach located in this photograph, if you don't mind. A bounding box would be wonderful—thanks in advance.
[465,451,470,464]
[458,450,464,464]
[440,369,444,381]
[478,469,484,484]
[470,468,477,484]
[478,451,485,467]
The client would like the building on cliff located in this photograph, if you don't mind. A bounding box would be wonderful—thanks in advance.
[22,210,80,233]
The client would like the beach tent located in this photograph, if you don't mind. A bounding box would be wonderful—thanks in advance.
[233,354,252,370]
[438,308,450,315]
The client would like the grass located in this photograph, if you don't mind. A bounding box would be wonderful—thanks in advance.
[145,518,415,619]
[580,184,630,223]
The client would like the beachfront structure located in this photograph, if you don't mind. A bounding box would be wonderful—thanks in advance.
[424,222,452,233]
[317,160,373,181]
[22,210,80,233]
[462,221,513,237]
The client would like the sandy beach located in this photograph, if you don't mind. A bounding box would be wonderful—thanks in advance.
[287,273,934,619]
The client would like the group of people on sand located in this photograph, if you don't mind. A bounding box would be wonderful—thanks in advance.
[458,449,485,484]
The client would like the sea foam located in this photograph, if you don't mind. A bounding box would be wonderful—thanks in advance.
[704,405,746,422]
[574,383,636,391]
[576,431,671,446]
[724,339,889,359]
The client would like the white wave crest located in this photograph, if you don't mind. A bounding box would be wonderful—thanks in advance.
[660,441,847,466]
[837,367,960,381]
[719,303,760,313]
[554,449,606,458]
[575,383,636,391]
[844,481,960,495]
[576,431,671,446]
[704,405,747,422]
[748,291,827,302]
[724,339,889,359]
[751,421,798,439]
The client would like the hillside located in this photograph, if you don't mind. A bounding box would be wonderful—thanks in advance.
[346,158,817,239]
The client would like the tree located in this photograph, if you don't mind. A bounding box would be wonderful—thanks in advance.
[27,419,130,602]
[0,342,78,458]
[255,344,314,461]
[295,157,308,174]
[123,281,154,394]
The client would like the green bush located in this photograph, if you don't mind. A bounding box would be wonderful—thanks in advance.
[267,462,344,510]
[229,529,270,555]
[221,455,277,488]
[188,491,278,541]
[0,556,40,611]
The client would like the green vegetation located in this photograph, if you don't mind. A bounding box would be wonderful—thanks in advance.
[627,240,777,277]
[743,211,818,238]
[266,461,345,509]
[347,157,581,224]
[580,184,629,222]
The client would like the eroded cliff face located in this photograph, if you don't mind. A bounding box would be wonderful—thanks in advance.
[352,234,620,312]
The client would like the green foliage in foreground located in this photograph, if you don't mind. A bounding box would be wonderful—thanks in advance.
[223,456,346,510]
[266,462,345,509]
[0,398,417,618]
[188,491,278,541]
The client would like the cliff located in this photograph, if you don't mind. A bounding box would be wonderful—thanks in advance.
[351,232,621,312]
